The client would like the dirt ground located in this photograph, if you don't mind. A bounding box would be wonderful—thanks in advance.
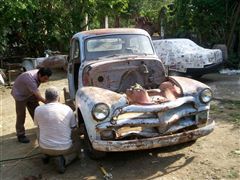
[0,69,239,180]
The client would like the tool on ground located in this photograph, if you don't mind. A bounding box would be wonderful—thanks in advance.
[99,164,113,180]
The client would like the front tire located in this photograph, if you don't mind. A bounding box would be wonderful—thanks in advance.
[83,125,106,159]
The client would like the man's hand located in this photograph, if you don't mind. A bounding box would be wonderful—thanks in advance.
[33,90,46,104]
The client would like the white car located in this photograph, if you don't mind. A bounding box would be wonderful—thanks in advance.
[153,38,223,77]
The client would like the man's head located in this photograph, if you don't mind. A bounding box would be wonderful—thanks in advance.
[37,67,52,83]
[45,86,59,103]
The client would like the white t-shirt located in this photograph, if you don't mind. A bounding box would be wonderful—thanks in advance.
[34,102,77,150]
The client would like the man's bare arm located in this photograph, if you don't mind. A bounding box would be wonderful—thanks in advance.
[33,90,46,103]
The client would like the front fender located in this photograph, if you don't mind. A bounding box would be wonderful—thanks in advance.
[75,86,127,140]
[169,76,210,96]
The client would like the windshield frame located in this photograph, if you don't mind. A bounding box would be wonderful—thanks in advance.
[84,34,155,61]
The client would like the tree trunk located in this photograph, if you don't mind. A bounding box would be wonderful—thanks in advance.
[100,17,105,28]
[233,31,239,56]
[105,16,109,28]
[227,1,240,49]
[114,15,120,28]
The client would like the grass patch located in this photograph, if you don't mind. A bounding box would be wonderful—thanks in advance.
[226,168,239,179]
[210,99,240,125]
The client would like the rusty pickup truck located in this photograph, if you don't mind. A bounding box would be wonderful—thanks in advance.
[67,28,214,158]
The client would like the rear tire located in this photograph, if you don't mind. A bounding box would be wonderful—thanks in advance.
[83,125,106,159]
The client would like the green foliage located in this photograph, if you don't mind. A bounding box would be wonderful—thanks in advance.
[0,0,130,57]
[0,0,239,66]
[94,0,129,28]
[170,0,240,46]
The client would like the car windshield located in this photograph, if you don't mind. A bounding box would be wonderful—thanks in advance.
[84,34,154,60]
[171,39,203,51]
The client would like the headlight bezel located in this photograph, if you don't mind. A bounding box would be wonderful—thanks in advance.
[199,88,213,103]
[92,103,110,121]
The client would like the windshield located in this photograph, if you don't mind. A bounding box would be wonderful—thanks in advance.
[171,39,204,52]
[85,34,154,60]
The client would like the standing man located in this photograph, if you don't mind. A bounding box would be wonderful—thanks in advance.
[11,67,52,143]
[34,87,79,173]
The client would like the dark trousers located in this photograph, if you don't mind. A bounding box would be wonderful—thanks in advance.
[15,95,39,136]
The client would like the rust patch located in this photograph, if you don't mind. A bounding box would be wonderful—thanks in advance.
[125,81,182,105]
[126,87,153,105]
[92,121,215,152]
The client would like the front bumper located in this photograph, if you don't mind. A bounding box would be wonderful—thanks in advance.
[92,120,215,152]
[186,62,223,77]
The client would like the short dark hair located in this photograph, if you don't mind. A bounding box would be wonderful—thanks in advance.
[38,67,52,77]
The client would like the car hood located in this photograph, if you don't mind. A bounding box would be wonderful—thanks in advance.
[168,49,222,67]
[181,48,222,64]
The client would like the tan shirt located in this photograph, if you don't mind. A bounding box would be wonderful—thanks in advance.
[11,70,40,101]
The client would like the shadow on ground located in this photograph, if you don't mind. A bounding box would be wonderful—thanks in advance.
[1,128,195,180]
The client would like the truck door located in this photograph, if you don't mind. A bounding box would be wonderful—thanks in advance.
[68,38,80,99]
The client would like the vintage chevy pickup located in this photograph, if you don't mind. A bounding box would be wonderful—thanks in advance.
[67,28,214,158]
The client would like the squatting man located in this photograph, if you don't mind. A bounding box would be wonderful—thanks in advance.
[34,86,79,173]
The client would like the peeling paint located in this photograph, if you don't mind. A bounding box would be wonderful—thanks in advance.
[92,121,215,152]
[69,28,214,153]
[153,38,223,73]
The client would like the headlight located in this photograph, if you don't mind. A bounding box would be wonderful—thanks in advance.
[200,88,213,103]
[92,103,110,121]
